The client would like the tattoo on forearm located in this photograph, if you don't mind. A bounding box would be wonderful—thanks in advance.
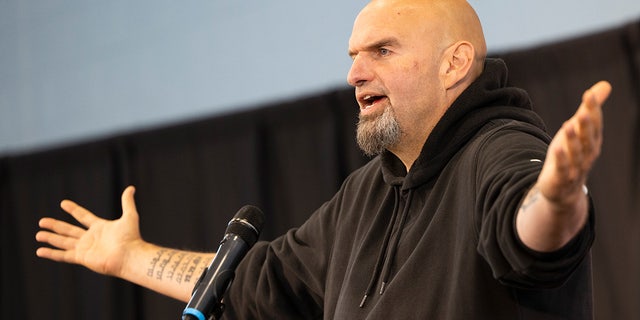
[156,250,176,280]
[176,254,196,284]
[147,249,166,277]
[167,252,186,281]
[184,255,203,284]
[521,188,541,212]
[146,250,208,284]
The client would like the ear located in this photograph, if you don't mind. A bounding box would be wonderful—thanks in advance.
[440,41,475,90]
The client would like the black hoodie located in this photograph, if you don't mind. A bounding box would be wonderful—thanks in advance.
[223,59,595,319]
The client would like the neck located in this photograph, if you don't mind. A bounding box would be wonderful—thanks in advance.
[388,136,426,172]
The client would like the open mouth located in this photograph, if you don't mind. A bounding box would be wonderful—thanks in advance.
[362,95,386,109]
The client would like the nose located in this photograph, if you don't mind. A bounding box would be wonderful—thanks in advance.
[347,55,370,87]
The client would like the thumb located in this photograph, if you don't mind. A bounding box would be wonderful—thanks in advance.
[121,186,139,220]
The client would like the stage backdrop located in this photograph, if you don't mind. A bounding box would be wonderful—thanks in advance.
[1,20,639,320]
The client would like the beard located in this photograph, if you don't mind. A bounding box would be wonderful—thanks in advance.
[356,105,401,157]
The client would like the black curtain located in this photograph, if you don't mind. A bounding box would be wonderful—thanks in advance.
[2,20,639,320]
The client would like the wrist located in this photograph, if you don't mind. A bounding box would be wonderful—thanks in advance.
[118,238,153,281]
[538,182,589,214]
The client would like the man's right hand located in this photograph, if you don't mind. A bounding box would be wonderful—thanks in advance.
[36,185,215,302]
[36,185,142,278]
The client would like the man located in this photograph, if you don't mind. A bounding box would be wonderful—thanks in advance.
[36,0,611,318]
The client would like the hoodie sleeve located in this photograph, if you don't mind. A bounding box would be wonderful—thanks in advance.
[474,121,595,289]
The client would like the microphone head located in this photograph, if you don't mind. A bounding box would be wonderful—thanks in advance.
[225,205,265,246]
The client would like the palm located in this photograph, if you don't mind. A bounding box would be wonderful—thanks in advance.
[36,186,142,277]
[537,81,610,205]
[74,212,139,275]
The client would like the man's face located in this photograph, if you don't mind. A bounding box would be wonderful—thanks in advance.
[347,2,449,156]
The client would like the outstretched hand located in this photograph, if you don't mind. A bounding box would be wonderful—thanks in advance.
[36,186,142,277]
[517,81,611,252]
[537,81,612,205]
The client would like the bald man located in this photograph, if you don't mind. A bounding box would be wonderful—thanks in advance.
[36,0,610,319]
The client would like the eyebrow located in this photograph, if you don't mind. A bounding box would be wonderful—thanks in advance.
[348,37,400,58]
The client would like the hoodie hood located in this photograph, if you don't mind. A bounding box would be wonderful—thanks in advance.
[381,58,547,190]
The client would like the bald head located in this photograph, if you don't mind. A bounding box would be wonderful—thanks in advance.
[356,0,487,77]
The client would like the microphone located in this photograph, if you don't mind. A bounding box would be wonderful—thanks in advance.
[182,205,265,320]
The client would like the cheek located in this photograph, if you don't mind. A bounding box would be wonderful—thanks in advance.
[392,69,436,106]
[386,63,424,95]
[383,58,441,107]
[404,59,439,87]
[394,75,444,125]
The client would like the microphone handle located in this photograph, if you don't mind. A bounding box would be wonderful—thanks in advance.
[183,235,248,320]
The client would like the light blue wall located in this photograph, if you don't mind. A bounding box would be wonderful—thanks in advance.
[2,1,639,155]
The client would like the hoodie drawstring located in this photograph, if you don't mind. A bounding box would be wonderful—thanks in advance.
[359,187,400,308]
[378,190,413,295]
[360,187,414,308]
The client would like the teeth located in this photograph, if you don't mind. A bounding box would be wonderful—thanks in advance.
[361,95,378,110]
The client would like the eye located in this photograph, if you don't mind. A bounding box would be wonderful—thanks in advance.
[378,48,390,56]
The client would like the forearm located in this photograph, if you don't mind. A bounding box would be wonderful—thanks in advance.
[515,184,589,252]
[121,240,215,302]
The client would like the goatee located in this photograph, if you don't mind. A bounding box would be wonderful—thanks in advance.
[356,105,401,157]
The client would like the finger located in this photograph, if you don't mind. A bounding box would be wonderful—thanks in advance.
[577,97,602,141]
[552,120,585,185]
[576,112,602,166]
[553,128,572,179]
[583,81,612,110]
[38,217,86,238]
[121,185,139,220]
[576,82,608,134]
[540,140,569,202]
[35,230,78,251]
[577,111,597,140]
[60,200,100,228]
[563,121,586,179]
[573,82,610,166]
[566,82,609,170]
[35,247,74,264]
